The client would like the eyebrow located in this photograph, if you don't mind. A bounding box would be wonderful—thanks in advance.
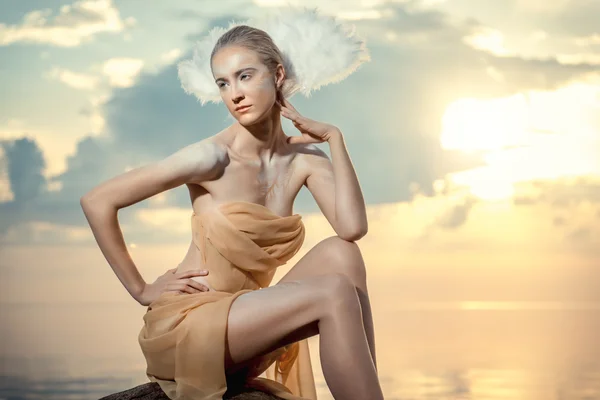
[214,67,258,83]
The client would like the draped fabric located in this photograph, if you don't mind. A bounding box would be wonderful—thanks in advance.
[138,201,318,399]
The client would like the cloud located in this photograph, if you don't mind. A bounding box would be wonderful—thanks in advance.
[46,57,145,93]
[512,177,600,252]
[46,67,100,90]
[101,57,145,88]
[463,26,509,56]
[545,0,600,36]
[0,146,14,202]
[0,137,48,236]
[434,195,477,229]
[567,226,591,241]
[513,177,600,207]
[160,48,183,65]
[574,33,600,47]
[0,133,145,241]
[0,138,46,204]
[0,0,135,47]
[80,94,108,134]
[2,2,598,245]
[555,53,600,66]
[423,0,600,69]
[50,135,119,202]
[463,25,600,66]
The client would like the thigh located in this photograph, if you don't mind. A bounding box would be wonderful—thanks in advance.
[225,274,337,374]
[276,236,366,290]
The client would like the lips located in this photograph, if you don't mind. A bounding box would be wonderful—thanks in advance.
[236,105,251,111]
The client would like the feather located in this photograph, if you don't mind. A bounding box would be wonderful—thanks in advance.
[177,7,370,105]
[177,6,370,106]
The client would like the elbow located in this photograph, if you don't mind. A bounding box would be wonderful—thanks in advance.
[80,192,114,216]
[80,194,91,211]
[80,195,96,218]
[338,225,368,242]
[80,192,97,212]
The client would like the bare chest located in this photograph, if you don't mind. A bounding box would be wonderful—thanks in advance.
[200,151,306,215]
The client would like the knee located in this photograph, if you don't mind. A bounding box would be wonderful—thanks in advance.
[320,273,361,311]
[321,236,367,283]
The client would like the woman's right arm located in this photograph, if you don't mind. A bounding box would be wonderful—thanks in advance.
[80,139,226,304]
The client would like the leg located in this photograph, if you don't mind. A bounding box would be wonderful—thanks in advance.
[276,236,378,370]
[226,273,384,400]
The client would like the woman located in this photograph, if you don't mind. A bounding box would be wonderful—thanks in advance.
[81,23,382,400]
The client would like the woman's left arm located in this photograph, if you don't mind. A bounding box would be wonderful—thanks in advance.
[279,98,368,241]
[321,129,369,240]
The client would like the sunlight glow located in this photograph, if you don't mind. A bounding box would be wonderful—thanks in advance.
[440,79,600,201]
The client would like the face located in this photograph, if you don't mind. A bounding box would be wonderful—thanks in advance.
[212,46,283,124]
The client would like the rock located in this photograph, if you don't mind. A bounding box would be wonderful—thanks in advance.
[99,382,284,400]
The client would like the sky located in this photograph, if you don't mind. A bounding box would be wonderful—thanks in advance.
[1,0,600,397]
[1,0,599,307]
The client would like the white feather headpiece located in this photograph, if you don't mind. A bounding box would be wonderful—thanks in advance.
[177,6,371,106]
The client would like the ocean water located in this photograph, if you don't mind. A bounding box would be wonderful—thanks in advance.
[1,302,599,400]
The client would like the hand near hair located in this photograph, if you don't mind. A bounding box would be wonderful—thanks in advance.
[277,96,338,144]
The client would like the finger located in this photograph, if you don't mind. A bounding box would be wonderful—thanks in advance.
[184,278,210,292]
[293,133,323,144]
[283,97,297,112]
[289,112,306,124]
[287,104,301,116]
[280,109,292,121]
[181,285,196,294]
[177,269,209,278]
[287,136,308,144]
[282,106,297,117]
[281,109,297,122]
[176,283,198,294]
[163,286,181,294]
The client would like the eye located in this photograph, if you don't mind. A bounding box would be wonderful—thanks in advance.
[217,74,251,89]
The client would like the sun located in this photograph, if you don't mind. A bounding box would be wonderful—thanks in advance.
[440,94,531,152]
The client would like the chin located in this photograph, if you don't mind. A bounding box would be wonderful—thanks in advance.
[236,116,256,127]
[237,109,267,125]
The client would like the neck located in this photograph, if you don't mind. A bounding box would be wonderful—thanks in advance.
[231,107,287,162]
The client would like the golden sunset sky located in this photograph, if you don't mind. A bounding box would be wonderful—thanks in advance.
[1,1,599,397]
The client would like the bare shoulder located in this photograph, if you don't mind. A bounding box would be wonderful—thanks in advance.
[175,137,221,158]
[170,133,230,184]
[293,142,328,157]
[292,142,331,176]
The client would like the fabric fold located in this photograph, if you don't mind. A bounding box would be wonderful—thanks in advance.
[138,201,317,400]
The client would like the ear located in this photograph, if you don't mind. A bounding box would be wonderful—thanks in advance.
[275,64,286,89]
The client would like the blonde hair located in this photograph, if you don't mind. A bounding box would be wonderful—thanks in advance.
[210,25,287,84]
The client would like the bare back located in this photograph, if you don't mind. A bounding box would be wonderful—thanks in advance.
[175,127,311,285]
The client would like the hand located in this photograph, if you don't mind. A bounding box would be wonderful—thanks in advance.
[137,268,211,306]
[277,96,338,144]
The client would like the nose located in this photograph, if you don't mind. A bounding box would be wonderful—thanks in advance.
[231,83,244,104]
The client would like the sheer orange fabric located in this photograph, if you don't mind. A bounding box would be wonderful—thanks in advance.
[138,201,318,399]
